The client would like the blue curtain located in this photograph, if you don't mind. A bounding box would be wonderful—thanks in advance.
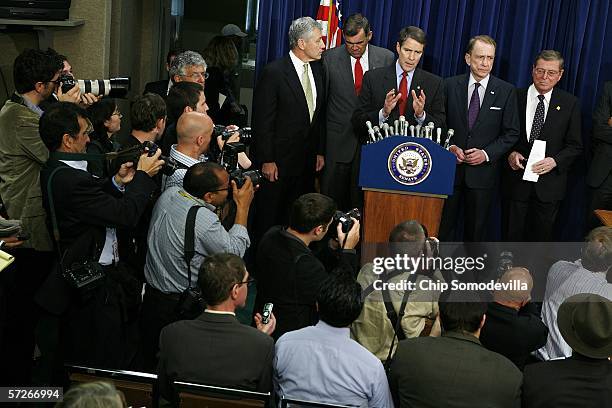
[255,0,612,240]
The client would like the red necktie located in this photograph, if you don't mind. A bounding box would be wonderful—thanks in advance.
[398,71,408,115]
[354,57,363,95]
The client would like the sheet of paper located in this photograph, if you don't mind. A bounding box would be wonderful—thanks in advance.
[0,249,15,272]
[523,140,546,182]
[218,93,227,106]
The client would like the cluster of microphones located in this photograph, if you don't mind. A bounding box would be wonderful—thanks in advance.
[365,117,455,149]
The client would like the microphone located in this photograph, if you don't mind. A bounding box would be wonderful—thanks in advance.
[367,128,376,144]
[373,125,383,141]
[436,127,442,144]
[365,120,374,133]
[416,124,422,138]
[444,129,455,149]
[394,119,400,136]
[410,125,415,137]
[382,123,389,138]
[427,122,435,140]
[399,116,406,136]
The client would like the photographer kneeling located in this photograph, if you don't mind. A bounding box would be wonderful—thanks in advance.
[139,161,255,372]
[35,102,164,382]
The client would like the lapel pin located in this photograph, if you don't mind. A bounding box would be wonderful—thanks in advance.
[556,106,561,110]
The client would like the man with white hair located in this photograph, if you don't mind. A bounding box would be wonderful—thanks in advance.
[251,16,326,240]
[169,50,208,86]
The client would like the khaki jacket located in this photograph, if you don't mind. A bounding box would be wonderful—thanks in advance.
[0,96,52,251]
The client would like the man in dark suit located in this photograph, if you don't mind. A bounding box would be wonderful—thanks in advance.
[587,80,612,229]
[388,292,522,407]
[158,253,276,403]
[35,102,163,381]
[439,35,520,242]
[143,48,182,98]
[352,26,446,142]
[502,50,582,242]
[479,267,548,370]
[321,13,394,210]
[522,293,612,408]
[251,17,326,239]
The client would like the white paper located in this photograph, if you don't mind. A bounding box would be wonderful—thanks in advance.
[522,140,546,182]
[218,93,227,106]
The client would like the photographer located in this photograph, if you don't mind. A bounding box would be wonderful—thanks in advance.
[254,193,360,340]
[139,161,255,371]
[116,93,166,150]
[35,102,164,381]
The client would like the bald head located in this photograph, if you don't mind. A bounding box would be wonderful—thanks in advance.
[177,111,213,150]
[494,267,533,305]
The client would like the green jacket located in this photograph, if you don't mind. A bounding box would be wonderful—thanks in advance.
[0,95,52,251]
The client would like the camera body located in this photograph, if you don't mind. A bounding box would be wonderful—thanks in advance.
[219,142,262,188]
[59,74,130,98]
[333,208,361,233]
[111,141,187,176]
[213,125,252,144]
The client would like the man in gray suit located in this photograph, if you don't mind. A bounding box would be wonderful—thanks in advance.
[321,13,394,209]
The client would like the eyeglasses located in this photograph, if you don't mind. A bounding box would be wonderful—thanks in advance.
[534,68,560,77]
[185,71,209,80]
[210,185,230,193]
[235,277,256,287]
[46,78,61,86]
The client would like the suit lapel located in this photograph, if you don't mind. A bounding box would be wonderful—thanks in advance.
[478,76,497,124]
[455,74,469,130]
[540,88,561,141]
[517,88,528,143]
[282,56,310,122]
[312,61,325,122]
[340,49,355,94]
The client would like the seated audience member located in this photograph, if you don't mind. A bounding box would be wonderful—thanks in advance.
[144,48,182,98]
[140,161,254,371]
[116,93,166,150]
[480,267,548,369]
[56,381,126,408]
[161,111,213,191]
[523,293,612,408]
[160,81,207,155]
[388,292,522,408]
[202,35,247,126]
[254,193,360,340]
[86,98,122,177]
[274,271,393,407]
[36,102,163,377]
[158,253,275,403]
[538,226,612,360]
[352,220,444,362]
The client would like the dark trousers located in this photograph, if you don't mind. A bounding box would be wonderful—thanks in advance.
[321,161,352,210]
[254,171,315,242]
[439,183,494,242]
[137,285,181,373]
[0,249,53,386]
[587,171,612,230]
[504,189,560,242]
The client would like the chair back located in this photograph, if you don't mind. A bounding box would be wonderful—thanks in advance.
[280,396,354,408]
[174,381,270,408]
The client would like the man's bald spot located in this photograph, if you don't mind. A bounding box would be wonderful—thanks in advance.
[495,267,533,303]
[177,111,213,144]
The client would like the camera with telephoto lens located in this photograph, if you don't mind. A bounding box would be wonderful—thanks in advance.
[212,125,252,145]
[60,74,130,98]
[333,208,361,234]
[218,142,262,188]
[109,141,187,177]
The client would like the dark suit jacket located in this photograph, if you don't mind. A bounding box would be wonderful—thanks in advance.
[502,87,582,202]
[322,45,394,163]
[389,331,522,408]
[36,158,156,314]
[158,312,275,401]
[254,226,357,340]
[144,79,169,98]
[588,81,612,187]
[522,354,612,408]
[479,302,548,370]
[251,55,325,177]
[445,74,520,189]
[352,64,446,143]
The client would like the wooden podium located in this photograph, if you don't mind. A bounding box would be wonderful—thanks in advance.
[359,136,455,262]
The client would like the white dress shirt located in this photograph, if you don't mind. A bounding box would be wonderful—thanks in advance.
[467,73,490,108]
[350,44,369,81]
[525,84,553,142]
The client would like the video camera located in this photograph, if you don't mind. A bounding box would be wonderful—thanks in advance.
[108,141,187,176]
[60,74,130,98]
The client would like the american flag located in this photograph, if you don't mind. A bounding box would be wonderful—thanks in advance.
[315,0,342,49]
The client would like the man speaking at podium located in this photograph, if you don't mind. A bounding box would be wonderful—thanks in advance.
[352,26,445,142]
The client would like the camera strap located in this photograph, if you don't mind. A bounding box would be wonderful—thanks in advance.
[383,273,415,373]
[49,151,106,162]
[184,205,204,289]
[46,166,73,267]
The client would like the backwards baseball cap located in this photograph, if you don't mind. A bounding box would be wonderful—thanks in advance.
[221,24,247,38]
[557,293,612,359]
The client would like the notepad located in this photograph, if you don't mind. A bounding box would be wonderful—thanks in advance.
[0,249,15,272]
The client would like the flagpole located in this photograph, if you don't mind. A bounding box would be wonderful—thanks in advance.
[326,0,333,48]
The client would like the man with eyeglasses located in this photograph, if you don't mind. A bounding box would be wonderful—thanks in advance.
[158,253,276,404]
[502,50,582,242]
[0,48,63,384]
[321,13,394,210]
[140,161,255,371]
[168,50,209,87]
